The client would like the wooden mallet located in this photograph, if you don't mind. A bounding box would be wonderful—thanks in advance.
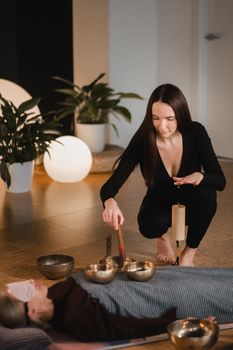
[116,225,127,266]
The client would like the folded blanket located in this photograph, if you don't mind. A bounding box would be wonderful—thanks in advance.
[72,266,233,323]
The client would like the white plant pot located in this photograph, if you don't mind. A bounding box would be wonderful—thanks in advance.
[76,123,106,153]
[7,160,35,193]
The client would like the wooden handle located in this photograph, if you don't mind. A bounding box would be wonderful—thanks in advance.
[116,226,126,262]
[106,235,112,257]
[175,240,180,266]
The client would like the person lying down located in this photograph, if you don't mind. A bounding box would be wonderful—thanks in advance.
[0,266,232,342]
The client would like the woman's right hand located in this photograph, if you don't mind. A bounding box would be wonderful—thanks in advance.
[102,198,124,230]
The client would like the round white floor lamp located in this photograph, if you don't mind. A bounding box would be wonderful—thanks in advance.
[43,135,93,183]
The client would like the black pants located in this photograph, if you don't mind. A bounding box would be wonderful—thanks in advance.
[137,186,217,248]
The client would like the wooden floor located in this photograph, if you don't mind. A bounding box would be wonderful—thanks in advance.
[0,163,232,349]
[0,164,147,287]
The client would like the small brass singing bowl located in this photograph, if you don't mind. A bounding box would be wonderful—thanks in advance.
[37,254,74,280]
[124,261,155,281]
[167,318,219,350]
[84,263,117,284]
[99,256,135,270]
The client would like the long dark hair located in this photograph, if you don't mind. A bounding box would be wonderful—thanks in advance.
[116,83,193,187]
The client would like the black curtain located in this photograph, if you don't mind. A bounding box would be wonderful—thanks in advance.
[0,0,73,134]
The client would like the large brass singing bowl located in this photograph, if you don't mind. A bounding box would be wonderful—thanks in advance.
[124,261,155,281]
[167,318,219,350]
[84,263,117,284]
[37,254,74,280]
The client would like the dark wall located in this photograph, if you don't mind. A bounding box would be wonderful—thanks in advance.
[0,0,73,134]
[1,1,19,82]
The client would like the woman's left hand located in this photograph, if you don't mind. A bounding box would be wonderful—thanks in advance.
[173,172,203,186]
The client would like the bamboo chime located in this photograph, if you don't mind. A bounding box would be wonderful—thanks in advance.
[172,203,186,265]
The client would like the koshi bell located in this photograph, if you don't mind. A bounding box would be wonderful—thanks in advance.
[172,204,186,265]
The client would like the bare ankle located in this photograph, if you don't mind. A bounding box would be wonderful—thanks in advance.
[180,246,197,266]
[156,233,176,264]
[158,233,169,242]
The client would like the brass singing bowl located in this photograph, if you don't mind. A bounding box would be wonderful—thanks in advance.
[124,261,155,281]
[167,318,219,350]
[84,263,117,284]
[37,254,74,280]
[99,256,135,270]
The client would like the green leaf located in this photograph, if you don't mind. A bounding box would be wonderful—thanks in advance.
[56,108,75,120]
[0,161,11,188]
[0,94,12,108]
[115,92,144,99]
[0,124,8,137]
[112,106,131,122]
[82,73,106,93]
[91,84,113,99]
[16,114,28,128]
[97,99,120,109]
[18,98,41,115]
[52,76,81,90]
[55,88,78,96]
[109,122,119,137]
[1,103,15,121]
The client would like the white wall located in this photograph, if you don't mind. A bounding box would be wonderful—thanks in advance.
[72,0,198,147]
[155,0,199,119]
[109,0,198,147]
[199,0,233,158]
[109,0,157,147]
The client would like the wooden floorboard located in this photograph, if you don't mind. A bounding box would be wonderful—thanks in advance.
[0,162,232,349]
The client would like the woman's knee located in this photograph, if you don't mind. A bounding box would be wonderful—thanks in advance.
[137,199,171,239]
[137,216,169,239]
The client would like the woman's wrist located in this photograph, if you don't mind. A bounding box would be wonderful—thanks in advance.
[104,198,116,208]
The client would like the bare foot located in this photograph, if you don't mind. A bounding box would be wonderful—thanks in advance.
[179,246,197,266]
[157,233,176,264]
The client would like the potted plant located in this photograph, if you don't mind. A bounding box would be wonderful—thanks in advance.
[0,94,60,192]
[53,73,143,152]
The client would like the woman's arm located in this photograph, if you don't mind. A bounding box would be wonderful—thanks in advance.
[100,139,143,229]
[100,139,143,204]
[173,124,226,190]
[198,125,226,191]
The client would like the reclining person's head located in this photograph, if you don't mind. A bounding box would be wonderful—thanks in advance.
[26,283,53,326]
[0,282,53,329]
[0,294,26,328]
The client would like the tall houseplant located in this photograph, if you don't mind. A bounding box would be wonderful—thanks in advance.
[0,94,60,191]
[53,73,143,152]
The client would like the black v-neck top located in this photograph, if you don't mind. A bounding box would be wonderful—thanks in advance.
[100,122,226,204]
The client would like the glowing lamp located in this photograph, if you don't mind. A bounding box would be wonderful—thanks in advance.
[43,136,92,182]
